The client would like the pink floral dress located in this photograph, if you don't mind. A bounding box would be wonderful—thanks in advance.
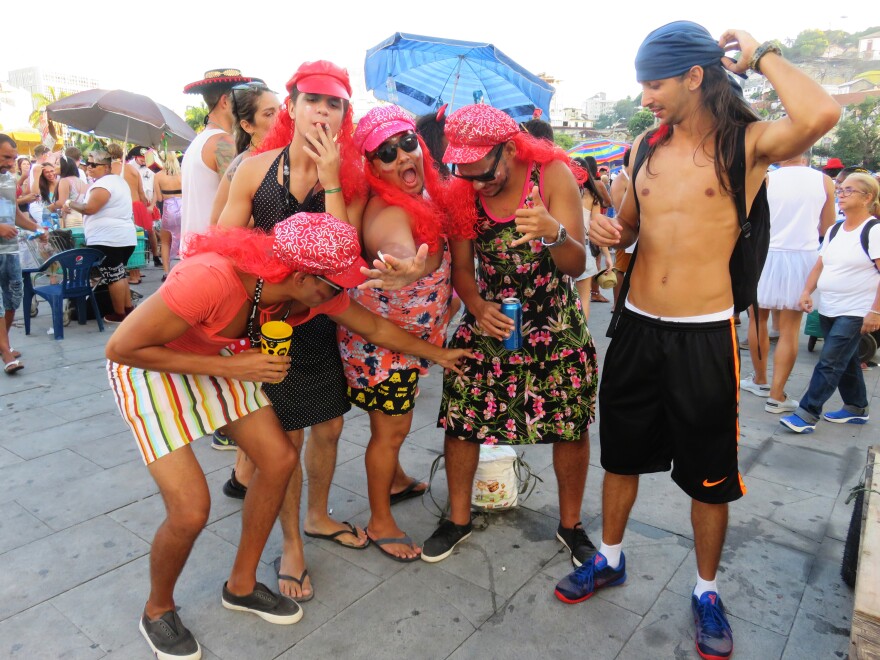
[438,162,598,444]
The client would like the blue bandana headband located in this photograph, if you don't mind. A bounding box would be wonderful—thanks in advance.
[635,20,725,82]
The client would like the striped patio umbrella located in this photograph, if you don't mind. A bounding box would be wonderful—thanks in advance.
[567,139,630,164]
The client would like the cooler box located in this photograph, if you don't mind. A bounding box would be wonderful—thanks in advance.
[69,227,86,249]
[126,229,147,268]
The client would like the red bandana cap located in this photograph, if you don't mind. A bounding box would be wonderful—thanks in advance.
[272,213,367,289]
[354,105,416,154]
[286,61,352,101]
[442,104,519,165]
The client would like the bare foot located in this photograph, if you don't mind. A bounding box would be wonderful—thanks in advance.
[276,545,313,600]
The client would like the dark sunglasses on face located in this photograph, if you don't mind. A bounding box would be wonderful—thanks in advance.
[86,161,107,168]
[450,143,504,182]
[316,275,343,295]
[370,132,419,164]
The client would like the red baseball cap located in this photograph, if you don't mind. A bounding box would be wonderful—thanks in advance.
[354,105,416,154]
[272,213,367,289]
[823,157,844,170]
[286,61,352,101]
[442,104,520,164]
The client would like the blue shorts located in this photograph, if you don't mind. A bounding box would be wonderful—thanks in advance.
[0,253,23,312]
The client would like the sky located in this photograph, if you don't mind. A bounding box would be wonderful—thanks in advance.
[4,1,877,119]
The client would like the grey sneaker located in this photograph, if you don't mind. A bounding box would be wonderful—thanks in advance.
[221,582,303,624]
[740,375,770,398]
[764,396,798,414]
[139,610,201,660]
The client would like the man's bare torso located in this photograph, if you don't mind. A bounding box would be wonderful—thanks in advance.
[629,136,741,316]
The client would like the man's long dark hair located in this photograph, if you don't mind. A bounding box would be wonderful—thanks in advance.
[645,64,759,196]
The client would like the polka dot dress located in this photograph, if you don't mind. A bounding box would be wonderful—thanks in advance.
[250,149,350,430]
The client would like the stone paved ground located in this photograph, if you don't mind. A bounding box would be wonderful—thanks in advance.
[0,263,875,659]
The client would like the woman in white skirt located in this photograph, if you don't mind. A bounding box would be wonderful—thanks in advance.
[740,153,836,412]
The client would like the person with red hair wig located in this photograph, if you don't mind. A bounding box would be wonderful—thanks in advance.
[336,105,453,561]
[216,60,371,600]
[423,103,599,569]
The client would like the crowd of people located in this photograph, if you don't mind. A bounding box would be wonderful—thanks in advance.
[2,18,878,660]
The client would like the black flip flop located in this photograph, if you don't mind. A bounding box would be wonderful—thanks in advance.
[303,521,370,550]
[366,529,421,563]
[390,479,428,506]
[272,556,314,603]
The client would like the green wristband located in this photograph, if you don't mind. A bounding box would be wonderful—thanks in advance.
[324,187,342,194]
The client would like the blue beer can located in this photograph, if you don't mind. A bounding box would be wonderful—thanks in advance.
[501,297,523,350]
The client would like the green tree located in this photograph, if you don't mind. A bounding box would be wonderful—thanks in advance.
[830,97,880,170]
[627,109,655,139]
[788,29,830,60]
[28,86,71,131]
[185,103,209,133]
[594,112,616,129]
[553,133,575,150]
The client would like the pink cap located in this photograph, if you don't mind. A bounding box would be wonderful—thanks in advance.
[442,104,519,164]
[272,213,367,289]
[286,61,352,101]
[354,106,416,154]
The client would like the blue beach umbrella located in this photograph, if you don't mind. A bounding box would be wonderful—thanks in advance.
[364,33,554,123]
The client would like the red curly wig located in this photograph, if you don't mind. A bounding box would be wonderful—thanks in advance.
[363,134,448,254]
[184,226,295,283]
[445,130,586,240]
[257,85,366,204]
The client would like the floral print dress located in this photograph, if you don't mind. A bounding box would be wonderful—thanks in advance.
[438,162,598,444]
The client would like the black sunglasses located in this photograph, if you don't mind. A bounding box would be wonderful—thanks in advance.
[370,133,419,164]
[316,275,344,296]
[85,161,108,168]
[230,83,271,118]
[450,143,505,182]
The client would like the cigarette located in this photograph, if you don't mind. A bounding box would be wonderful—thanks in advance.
[377,250,394,270]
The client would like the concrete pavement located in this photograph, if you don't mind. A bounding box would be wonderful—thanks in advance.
[0,264,874,659]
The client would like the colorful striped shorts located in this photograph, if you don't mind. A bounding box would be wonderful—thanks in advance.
[107,359,271,465]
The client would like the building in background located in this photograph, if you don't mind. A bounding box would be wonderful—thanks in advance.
[7,67,99,109]
[583,93,616,121]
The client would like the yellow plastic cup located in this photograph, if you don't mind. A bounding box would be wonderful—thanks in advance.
[260,321,294,356]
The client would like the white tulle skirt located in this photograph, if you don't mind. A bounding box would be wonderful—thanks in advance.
[757,249,818,310]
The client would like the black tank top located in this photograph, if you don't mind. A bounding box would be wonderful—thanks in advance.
[252,147,325,231]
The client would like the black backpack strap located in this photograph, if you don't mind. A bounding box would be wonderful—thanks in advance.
[827,222,842,243]
[861,218,880,273]
[606,132,652,338]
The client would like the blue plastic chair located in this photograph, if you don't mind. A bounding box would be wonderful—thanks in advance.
[22,248,105,340]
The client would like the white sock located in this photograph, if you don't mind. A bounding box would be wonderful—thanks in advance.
[694,576,718,598]
[599,541,622,569]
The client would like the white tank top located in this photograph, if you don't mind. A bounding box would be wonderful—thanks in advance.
[180,128,225,251]
[767,166,827,252]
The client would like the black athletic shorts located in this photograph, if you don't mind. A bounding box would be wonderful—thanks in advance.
[599,308,746,504]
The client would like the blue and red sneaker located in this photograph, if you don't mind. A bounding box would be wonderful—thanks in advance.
[554,551,626,604]
[692,591,734,659]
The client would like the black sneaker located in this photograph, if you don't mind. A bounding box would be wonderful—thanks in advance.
[556,522,597,567]
[222,469,247,500]
[421,518,473,563]
[221,582,302,624]
[139,610,201,660]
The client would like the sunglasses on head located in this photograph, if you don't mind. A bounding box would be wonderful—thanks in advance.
[370,133,419,164]
[231,82,270,117]
[450,143,505,182]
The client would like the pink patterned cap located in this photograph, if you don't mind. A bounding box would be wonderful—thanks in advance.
[272,213,367,288]
[354,105,416,154]
[442,104,519,164]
